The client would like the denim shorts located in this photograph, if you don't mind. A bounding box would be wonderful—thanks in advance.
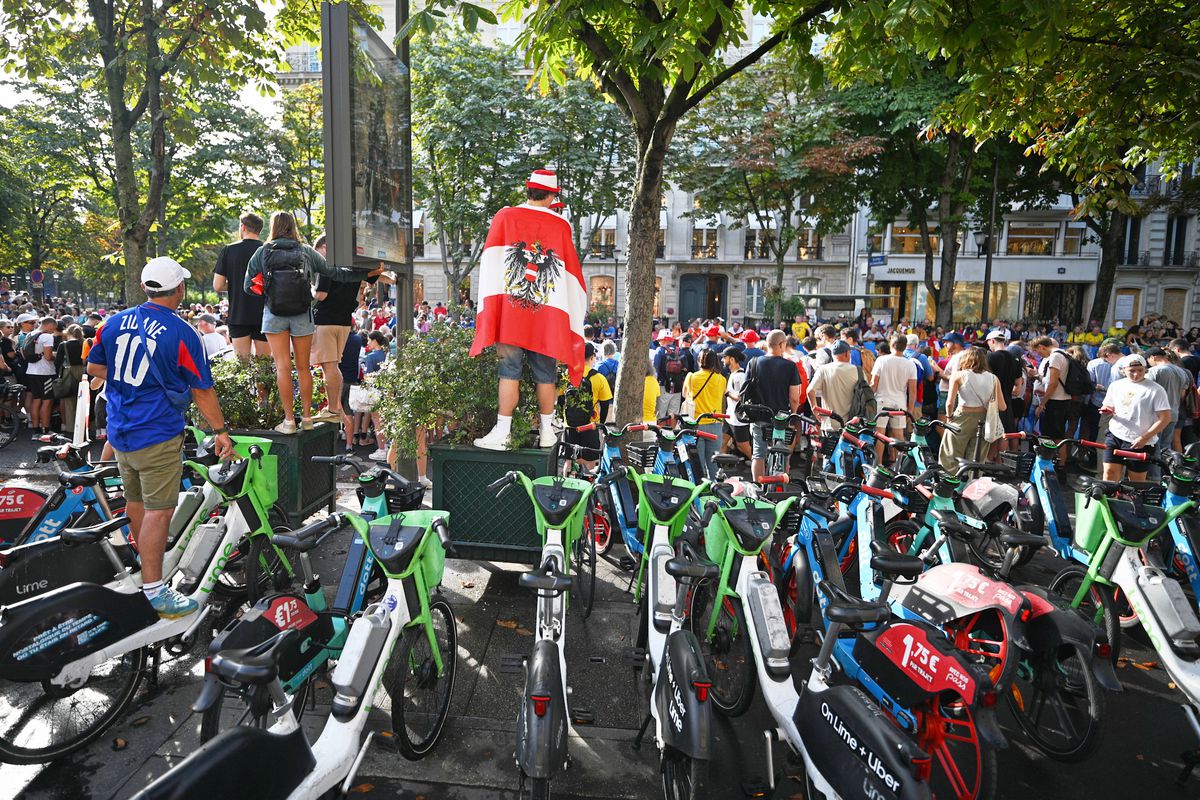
[262,305,315,337]
[496,343,557,385]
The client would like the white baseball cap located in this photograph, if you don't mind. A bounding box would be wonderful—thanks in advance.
[15,313,36,324]
[985,329,1008,341]
[141,256,191,292]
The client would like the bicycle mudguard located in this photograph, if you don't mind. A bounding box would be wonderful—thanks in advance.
[1018,586,1122,693]
[794,684,931,800]
[209,593,336,690]
[892,562,1032,650]
[0,582,158,681]
[655,630,713,760]
[516,639,568,780]
[0,535,136,606]
[129,726,312,800]
[959,477,1018,523]
[0,485,47,544]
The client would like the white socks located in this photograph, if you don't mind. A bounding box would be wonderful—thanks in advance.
[539,413,555,432]
[494,415,513,436]
[142,580,164,600]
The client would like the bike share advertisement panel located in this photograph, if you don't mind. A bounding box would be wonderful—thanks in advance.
[855,620,984,705]
[209,593,336,688]
[0,486,48,544]
[794,683,929,800]
[0,534,137,606]
[0,583,159,681]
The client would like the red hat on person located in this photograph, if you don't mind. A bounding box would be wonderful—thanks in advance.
[740,329,760,344]
[549,200,565,211]
[705,325,721,337]
[527,169,561,194]
[657,329,675,343]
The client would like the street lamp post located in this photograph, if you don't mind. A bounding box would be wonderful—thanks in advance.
[975,152,1000,325]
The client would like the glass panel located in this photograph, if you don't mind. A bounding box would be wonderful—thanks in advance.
[890,225,940,254]
[746,278,767,315]
[926,281,1020,323]
[589,229,617,258]
[692,229,718,259]
[656,229,665,258]
[1005,223,1057,256]
[1062,224,1087,255]
[745,230,773,259]
[589,276,614,309]
[797,230,823,260]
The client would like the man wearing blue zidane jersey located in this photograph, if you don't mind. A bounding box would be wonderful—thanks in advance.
[88,257,234,618]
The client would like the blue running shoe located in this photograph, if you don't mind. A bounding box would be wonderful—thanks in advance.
[150,587,198,619]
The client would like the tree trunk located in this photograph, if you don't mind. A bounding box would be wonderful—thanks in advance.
[935,223,961,327]
[773,247,786,328]
[110,117,147,306]
[1088,210,1125,324]
[612,127,671,425]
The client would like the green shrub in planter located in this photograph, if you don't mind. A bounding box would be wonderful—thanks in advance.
[373,323,539,456]
[192,354,327,431]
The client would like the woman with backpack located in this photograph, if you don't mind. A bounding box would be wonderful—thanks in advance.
[244,212,382,433]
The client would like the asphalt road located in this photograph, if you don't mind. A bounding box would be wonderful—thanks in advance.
[0,435,1197,800]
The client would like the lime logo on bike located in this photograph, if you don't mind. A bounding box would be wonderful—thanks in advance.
[200,541,238,593]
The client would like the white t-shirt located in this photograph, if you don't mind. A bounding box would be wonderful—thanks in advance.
[726,370,748,427]
[939,349,965,392]
[808,362,858,430]
[1103,378,1171,444]
[871,353,917,409]
[201,332,227,361]
[25,332,57,376]
[1039,349,1072,401]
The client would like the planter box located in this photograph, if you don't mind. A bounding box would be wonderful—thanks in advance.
[233,423,338,526]
[430,442,555,564]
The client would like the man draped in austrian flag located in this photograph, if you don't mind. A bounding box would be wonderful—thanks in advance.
[470,169,587,450]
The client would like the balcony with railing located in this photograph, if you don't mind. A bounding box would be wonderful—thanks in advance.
[1120,250,1199,269]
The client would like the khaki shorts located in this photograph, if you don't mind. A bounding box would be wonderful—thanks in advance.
[114,434,184,510]
[311,324,351,365]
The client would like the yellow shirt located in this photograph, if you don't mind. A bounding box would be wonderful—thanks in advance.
[1083,331,1104,346]
[1107,326,1125,339]
[560,368,613,423]
[643,375,660,423]
[1067,332,1086,344]
[685,369,728,418]
[791,322,810,340]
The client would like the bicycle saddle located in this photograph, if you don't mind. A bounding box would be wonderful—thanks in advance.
[209,629,300,686]
[519,567,573,594]
[930,508,978,541]
[60,515,128,546]
[1072,476,1122,496]
[989,522,1045,551]
[713,454,742,468]
[868,540,924,580]
[665,540,719,581]
[58,464,120,488]
[130,726,313,800]
[819,581,890,626]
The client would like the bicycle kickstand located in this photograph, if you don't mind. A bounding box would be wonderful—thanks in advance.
[631,713,653,751]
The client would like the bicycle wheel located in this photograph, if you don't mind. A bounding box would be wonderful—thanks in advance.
[1006,642,1105,762]
[687,579,755,717]
[884,518,923,557]
[0,647,146,764]
[199,673,313,743]
[944,610,1017,690]
[0,404,20,449]
[1048,565,1120,665]
[661,747,708,800]
[916,694,997,800]
[573,520,597,619]
[387,594,457,759]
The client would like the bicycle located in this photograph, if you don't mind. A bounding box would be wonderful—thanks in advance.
[0,434,292,763]
[1042,474,1200,782]
[780,485,1005,799]
[735,403,809,484]
[587,421,654,558]
[488,469,613,798]
[0,381,27,449]
[197,454,425,743]
[625,466,719,800]
[132,509,458,799]
[559,432,614,559]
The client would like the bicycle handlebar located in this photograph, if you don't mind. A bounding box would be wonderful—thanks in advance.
[432,517,456,556]
[273,513,345,549]
[488,472,518,494]
[757,474,789,484]
[841,430,866,449]
[860,485,894,501]
[1114,449,1147,461]
[695,430,718,441]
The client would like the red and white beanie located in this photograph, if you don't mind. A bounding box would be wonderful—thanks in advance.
[527,169,561,194]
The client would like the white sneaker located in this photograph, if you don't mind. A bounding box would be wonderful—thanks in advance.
[473,426,510,451]
[274,419,298,434]
[369,448,389,462]
[538,428,558,448]
[417,476,433,489]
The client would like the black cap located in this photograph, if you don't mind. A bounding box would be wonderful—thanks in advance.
[584,342,596,359]
[725,348,745,364]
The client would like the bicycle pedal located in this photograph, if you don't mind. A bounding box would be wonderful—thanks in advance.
[617,556,636,572]
[742,780,771,798]
[572,710,595,725]
[372,729,399,749]
[499,654,526,674]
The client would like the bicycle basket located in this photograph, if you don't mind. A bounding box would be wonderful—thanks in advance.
[999,450,1036,482]
[626,442,659,471]
[357,481,425,514]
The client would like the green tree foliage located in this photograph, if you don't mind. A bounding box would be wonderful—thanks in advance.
[411,32,532,308]
[272,81,326,243]
[673,58,882,325]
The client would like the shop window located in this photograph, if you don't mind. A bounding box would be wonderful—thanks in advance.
[589,276,614,309]
[692,228,719,259]
[656,229,666,258]
[890,225,939,255]
[868,227,885,253]
[1005,223,1056,256]
[413,277,424,307]
[745,230,773,259]
[746,278,767,315]
[589,228,617,258]
[1062,223,1088,255]
[928,282,1020,324]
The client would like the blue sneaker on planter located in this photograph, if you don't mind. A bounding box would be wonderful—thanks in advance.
[150,587,198,619]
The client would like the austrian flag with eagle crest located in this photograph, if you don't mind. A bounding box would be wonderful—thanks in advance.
[470,203,588,384]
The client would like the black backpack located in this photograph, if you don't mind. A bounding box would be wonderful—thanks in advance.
[563,369,599,427]
[1060,352,1093,397]
[262,241,312,317]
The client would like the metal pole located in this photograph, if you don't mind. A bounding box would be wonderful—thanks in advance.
[613,247,619,319]
[981,150,1000,324]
